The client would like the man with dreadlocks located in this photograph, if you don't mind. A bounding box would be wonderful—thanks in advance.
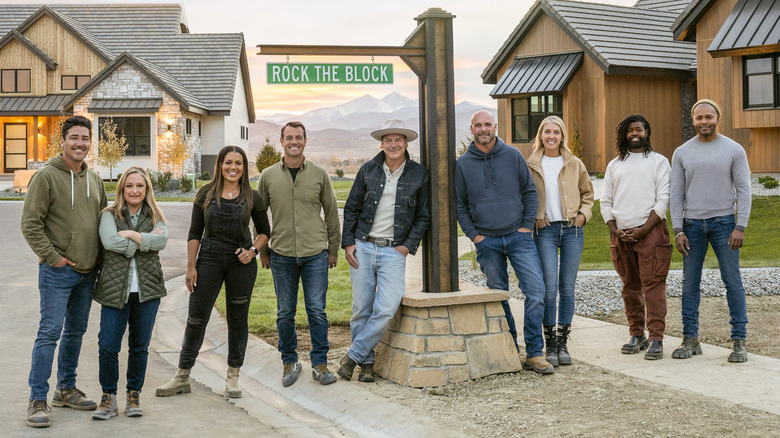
[600,114,672,360]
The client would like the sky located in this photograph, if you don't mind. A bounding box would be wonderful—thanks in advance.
[9,0,637,116]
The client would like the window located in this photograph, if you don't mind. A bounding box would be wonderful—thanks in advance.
[511,94,562,142]
[185,118,192,136]
[100,117,150,156]
[744,54,780,109]
[198,120,201,137]
[61,75,90,91]
[240,125,249,140]
[1,69,31,93]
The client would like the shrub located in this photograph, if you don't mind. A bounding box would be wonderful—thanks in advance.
[595,172,605,179]
[199,171,210,181]
[179,175,194,192]
[763,178,779,189]
[335,168,345,178]
[154,171,172,192]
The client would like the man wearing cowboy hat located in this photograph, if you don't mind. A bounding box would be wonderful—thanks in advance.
[338,119,430,382]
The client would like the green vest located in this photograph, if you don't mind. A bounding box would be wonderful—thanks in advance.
[94,206,166,308]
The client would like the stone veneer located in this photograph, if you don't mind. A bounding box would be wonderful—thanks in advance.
[73,62,200,175]
[374,286,522,387]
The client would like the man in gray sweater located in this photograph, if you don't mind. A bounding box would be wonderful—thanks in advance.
[670,99,752,363]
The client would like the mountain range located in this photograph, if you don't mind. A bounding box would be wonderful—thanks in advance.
[249,93,496,161]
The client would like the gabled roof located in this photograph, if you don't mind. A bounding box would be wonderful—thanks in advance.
[63,52,208,115]
[483,0,697,84]
[0,29,57,69]
[671,0,715,41]
[708,0,780,57]
[0,4,253,121]
[15,6,112,62]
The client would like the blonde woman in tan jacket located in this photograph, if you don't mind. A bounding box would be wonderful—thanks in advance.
[527,116,594,367]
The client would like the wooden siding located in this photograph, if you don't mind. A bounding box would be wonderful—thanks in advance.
[0,39,47,95]
[604,75,682,163]
[696,0,780,172]
[22,14,106,95]
[498,14,581,81]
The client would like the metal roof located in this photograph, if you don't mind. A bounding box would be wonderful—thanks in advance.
[708,0,780,57]
[482,0,697,84]
[88,98,163,114]
[634,0,690,13]
[490,52,583,97]
[0,94,71,115]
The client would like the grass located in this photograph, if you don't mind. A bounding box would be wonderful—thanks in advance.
[215,248,354,335]
[461,197,780,271]
[332,180,353,208]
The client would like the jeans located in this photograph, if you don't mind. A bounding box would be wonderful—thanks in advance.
[98,294,160,394]
[29,264,96,401]
[681,215,747,340]
[270,250,330,365]
[474,230,546,358]
[179,239,257,369]
[347,241,407,364]
[534,222,584,326]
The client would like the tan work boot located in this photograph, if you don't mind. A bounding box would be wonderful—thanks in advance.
[522,356,555,374]
[52,387,97,410]
[26,400,50,428]
[155,368,191,397]
[225,366,242,398]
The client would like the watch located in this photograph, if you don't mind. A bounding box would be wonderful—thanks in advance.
[250,246,259,255]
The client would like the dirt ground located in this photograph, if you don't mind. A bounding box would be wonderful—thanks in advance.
[261,296,780,437]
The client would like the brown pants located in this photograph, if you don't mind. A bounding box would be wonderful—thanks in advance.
[610,220,673,340]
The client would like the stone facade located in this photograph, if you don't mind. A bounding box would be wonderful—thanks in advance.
[73,62,201,175]
[681,79,697,142]
[375,288,522,387]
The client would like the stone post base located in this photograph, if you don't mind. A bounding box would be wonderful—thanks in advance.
[374,285,521,387]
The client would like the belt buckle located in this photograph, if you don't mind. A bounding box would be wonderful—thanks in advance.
[375,238,390,247]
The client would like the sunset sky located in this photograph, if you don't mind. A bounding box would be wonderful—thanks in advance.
[9,0,637,116]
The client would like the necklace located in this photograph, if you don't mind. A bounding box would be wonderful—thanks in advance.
[227,192,234,199]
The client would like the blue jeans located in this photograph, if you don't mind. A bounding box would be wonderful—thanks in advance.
[347,241,407,364]
[29,264,96,401]
[270,250,330,365]
[98,294,160,394]
[534,222,584,326]
[682,215,748,340]
[474,230,546,358]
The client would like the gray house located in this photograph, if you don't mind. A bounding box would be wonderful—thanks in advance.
[0,4,254,177]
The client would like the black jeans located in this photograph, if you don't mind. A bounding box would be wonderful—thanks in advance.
[179,238,257,369]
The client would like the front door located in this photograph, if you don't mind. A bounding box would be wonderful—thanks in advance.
[4,123,28,173]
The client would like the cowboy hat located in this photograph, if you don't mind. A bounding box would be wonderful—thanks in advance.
[370,119,418,142]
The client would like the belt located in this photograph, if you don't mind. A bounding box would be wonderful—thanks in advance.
[365,237,395,247]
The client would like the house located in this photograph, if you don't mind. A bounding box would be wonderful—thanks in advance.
[482,0,697,172]
[672,0,780,172]
[0,4,254,178]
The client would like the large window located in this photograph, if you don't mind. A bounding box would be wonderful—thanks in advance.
[1,69,31,93]
[61,75,90,91]
[511,94,562,142]
[744,54,780,109]
[100,117,150,156]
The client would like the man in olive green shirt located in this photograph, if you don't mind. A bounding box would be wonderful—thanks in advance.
[257,121,341,387]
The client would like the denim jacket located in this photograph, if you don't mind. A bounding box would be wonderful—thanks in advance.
[342,150,430,255]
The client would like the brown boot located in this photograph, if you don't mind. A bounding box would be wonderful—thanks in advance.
[155,368,191,397]
[522,356,555,374]
[52,387,97,410]
[225,366,242,398]
[358,364,376,382]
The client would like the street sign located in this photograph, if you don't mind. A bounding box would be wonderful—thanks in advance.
[267,63,393,84]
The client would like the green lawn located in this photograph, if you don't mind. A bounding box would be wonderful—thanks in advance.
[215,248,354,335]
[332,180,353,208]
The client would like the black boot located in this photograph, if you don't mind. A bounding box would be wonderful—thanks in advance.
[557,324,572,365]
[544,325,559,367]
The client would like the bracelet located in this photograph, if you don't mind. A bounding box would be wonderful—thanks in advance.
[675,231,685,238]
[251,246,259,255]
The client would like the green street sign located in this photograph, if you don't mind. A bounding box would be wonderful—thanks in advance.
[267,63,393,84]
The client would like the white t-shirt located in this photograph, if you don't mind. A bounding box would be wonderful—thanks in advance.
[541,155,564,221]
[369,160,406,239]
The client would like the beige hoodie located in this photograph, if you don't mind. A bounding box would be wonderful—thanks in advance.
[21,154,107,273]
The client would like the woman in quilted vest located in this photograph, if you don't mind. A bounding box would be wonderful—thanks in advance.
[92,167,167,420]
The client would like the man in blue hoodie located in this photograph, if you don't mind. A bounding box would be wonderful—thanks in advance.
[455,110,552,374]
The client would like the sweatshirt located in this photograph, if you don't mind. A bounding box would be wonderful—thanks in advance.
[455,137,538,240]
[600,151,670,230]
[21,154,107,273]
[670,134,751,233]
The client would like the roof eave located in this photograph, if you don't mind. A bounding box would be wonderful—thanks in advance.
[16,6,112,63]
[239,38,255,123]
[0,29,57,69]
[709,44,780,58]
[606,65,697,78]
[671,0,716,41]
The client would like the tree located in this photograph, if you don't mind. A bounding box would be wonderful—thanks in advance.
[255,136,281,174]
[167,119,190,178]
[335,168,345,178]
[569,119,584,159]
[96,118,128,181]
[457,134,473,156]
[45,115,68,159]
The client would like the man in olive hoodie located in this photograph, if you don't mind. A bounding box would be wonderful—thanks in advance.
[455,110,552,374]
[21,116,106,427]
